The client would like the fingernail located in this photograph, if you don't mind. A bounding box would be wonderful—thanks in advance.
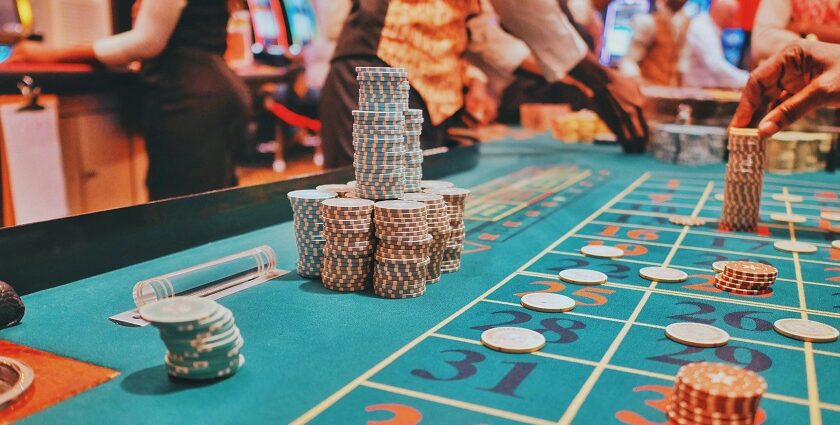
[758,121,778,136]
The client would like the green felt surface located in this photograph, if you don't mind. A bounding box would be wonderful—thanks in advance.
[4,135,840,424]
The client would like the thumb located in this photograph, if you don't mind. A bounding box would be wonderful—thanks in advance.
[757,78,828,137]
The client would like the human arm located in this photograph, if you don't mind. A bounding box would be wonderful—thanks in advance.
[750,0,799,63]
[618,14,655,80]
[787,22,840,45]
[730,40,840,137]
[10,0,185,66]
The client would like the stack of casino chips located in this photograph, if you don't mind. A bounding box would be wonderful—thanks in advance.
[288,189,337,278]
[667,362,766,424]
[139,297,245,380]
[399,193,449,283]
[721,128,766,232]
[372,200,432,298]
[319,198,376,292]
[715,261,777,296]
[403,109,424,192]
[353,67,410,200]
[315,184,354,198]
[425,187,470,273]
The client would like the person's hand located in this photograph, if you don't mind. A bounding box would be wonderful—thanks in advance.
[7,41,56,64]
[569,53,649,153]
[464,81,498,126]
[731,40,840,137]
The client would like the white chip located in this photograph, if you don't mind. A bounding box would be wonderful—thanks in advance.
[833,240,840,250]
[821,211,840,221]
[558,268,608,286]
[480,327,546,353]
[580,245,624,259]
[771,193,804,203]
[770,213,807,224]
[714,193,724,201]
[520,293,575,313]
[712,261,730,273]
[639,267,688,283]
[665,322,730,347]
[774,318,839,343]
[773,240,817,253]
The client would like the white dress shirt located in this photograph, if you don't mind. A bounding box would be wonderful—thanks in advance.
[679,12,748,88]
[619,8,689,79]
[93,0,186,66]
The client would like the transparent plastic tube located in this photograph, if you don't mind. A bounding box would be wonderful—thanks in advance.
[132,245,277,308]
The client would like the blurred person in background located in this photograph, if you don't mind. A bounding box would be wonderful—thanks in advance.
[320,0,648,169]
[619,0,690,86]
[679,0,749,88]
[752,0,840,64]
[11,0,250,200]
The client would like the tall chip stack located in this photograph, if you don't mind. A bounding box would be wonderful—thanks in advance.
[721,128,766,232]
[425,187,470,273]
[399,193,449,283]
[403,109,424,192]
[372,200,432,298]
[353,67,410,200]
[667,362,766,424]
[288,190,337,278]
[319,198,376,292]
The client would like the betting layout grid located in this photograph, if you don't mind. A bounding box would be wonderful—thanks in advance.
[300,171,840,424]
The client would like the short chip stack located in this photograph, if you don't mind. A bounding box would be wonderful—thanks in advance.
[289,190,337,278]
[399,193,449,283]
[667,362,766,424]
[319,198,376,292]
[373,200,432,298]
[425,187,470,273]
[403,109,424,192]
[715,260,777,296]
[353,67,410,200]
[139,297,245,380]
[721,128,766,232]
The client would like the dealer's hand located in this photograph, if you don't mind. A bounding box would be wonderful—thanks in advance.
[731,40,840,137]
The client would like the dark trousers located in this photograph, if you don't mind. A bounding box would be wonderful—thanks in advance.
[141,49,251,201]
[319,56,448,169]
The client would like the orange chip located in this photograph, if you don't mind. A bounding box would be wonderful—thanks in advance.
[723,261,778,279]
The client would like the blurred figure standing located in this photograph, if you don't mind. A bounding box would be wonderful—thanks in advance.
[752,0,840,63]
[619,0,689,86]
[679,0,748,88]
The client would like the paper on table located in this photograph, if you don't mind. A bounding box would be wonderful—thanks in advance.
[1,103,68,224]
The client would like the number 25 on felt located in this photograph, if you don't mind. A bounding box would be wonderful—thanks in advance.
[515,280,615,307]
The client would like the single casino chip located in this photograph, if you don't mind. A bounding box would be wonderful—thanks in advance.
[771,193,804,203]
[666,322,730,347]
[558,268,608,286]
[773,240,817,254]
[580,245,624,259]
[639,267,689,283]
[773,318,839,342]
[821,211,840,221]
[139,297,219,324]
[724,261,777,279]
[520,293,576,313]
[480,327,546,353]
[769,213,807,224]
[833,240,840,249]
[669,216,707,226]
[714,193,724,201]
[712,261,730,273]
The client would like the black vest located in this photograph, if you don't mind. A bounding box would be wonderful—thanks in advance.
[166,0,229,55]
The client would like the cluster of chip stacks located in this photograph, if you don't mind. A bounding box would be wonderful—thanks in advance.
[425,187,470,273]
[399,193,449,283]
[353,67,410,200]
[319,198,376,292]
[715,260,777,295]
[372,201,432,298]
[721,128,766,232]
[288,190,337,278]
[668,362,766,424]
[403,109,424,192]
[139,297,245,380]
